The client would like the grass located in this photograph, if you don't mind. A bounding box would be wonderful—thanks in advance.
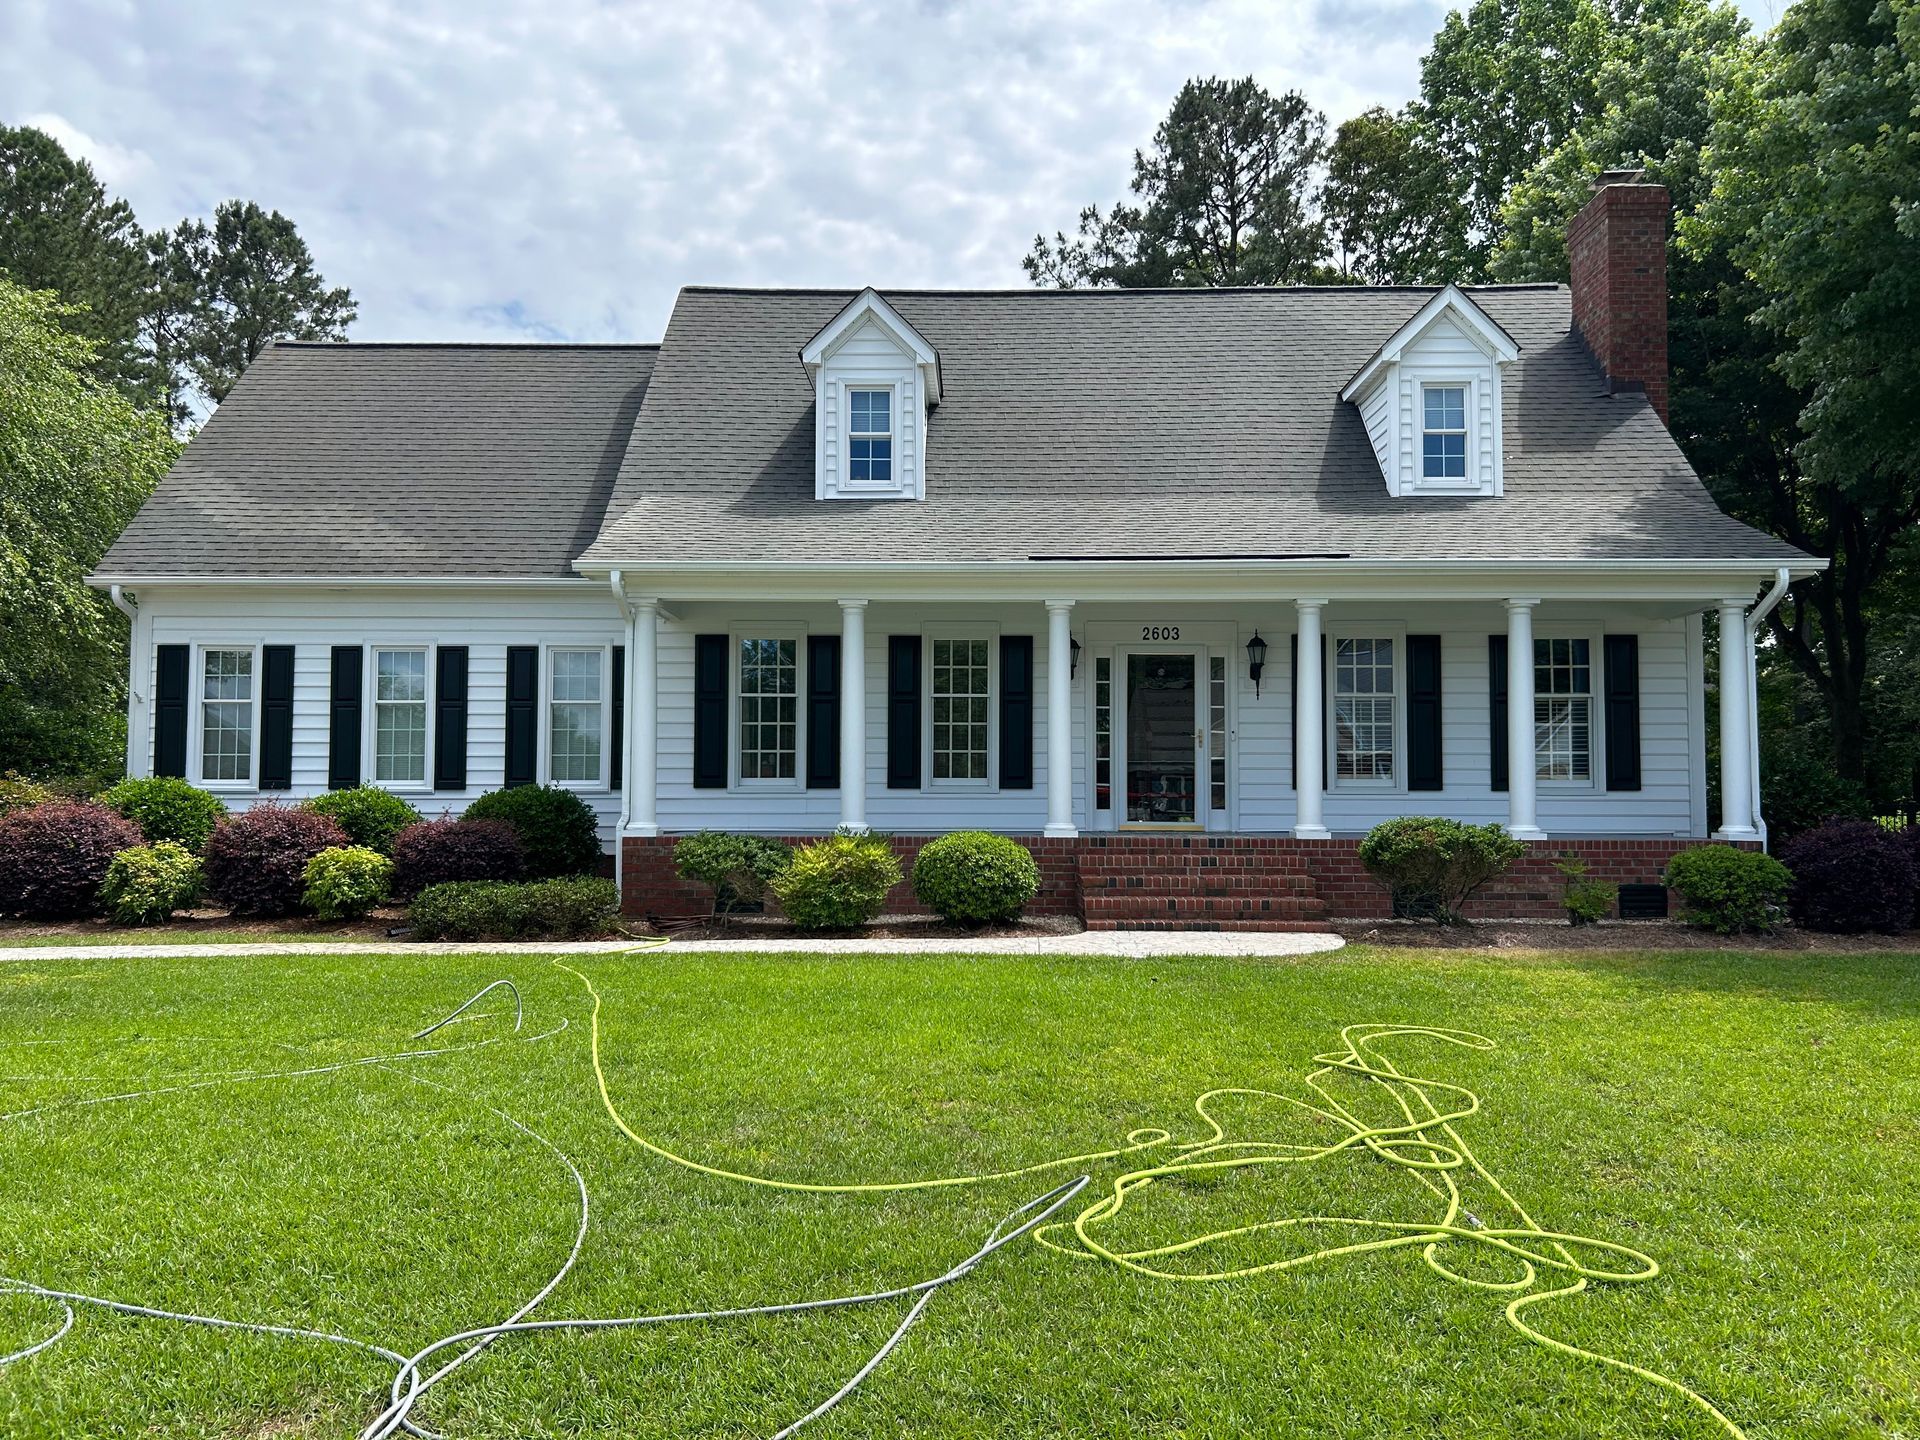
[0,945,1913,1439]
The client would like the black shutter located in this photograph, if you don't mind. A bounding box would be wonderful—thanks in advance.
[806,635,841,789]
[1604,634,1642,791]
[1489,635,1509,793]
[609,646,625,791]
[1288,634,1328,787]
[887,635,922,789]
[259,645,295,791]
[154,644,190,778]
[1000,635,1034,790]
[693,634,729,789]
[328,646,362,790]
[1407,635,1443,792]
[435,646,469,792]
[504,646,539,788]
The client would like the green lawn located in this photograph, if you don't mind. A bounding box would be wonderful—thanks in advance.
[0,945,1913,1439]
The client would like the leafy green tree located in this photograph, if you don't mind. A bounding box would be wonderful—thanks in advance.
[1323,107,1463,283]
[0,280,179,777]
[1026,77,1331,287]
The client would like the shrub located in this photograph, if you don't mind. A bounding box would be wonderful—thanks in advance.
[391,818,526,899]
[1356,817,1527,924]
[96,776,229,851]
[99,842,204,926]
[1906,826,1920,926]
[1779,819,1916,934]
[912,831,1040,925]
[1662,845,1792,934]
[1554,853,1617,927]
[408,877,618,940]
[769,833,902,930]
[0,772,56,819]
[302,845,394,921]
[298,785,423,855]
[673,831,792,915]
[202,805,350,916]
[0,801,143,918]
[464,785,602,878]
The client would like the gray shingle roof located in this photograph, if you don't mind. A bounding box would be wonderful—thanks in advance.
[579,285,1803,568]
[97,342,657,578]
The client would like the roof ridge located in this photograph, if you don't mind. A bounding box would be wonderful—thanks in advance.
[269,340,663,351]
[677,283,1565,297]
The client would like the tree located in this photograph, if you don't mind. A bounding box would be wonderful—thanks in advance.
[1323,107,1463,283]
[1025,77,1331,287]
[0,280,179,777]
[158,201,356,404]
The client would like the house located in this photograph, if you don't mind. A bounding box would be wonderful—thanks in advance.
[90,177,1818,927]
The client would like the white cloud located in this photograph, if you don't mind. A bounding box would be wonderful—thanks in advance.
[1,0,1777,344]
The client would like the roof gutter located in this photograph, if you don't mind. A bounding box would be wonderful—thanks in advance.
[1744,566,1792,848]
[108,584,137,621]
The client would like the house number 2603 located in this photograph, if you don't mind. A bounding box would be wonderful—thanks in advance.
[1141,625,1181,641]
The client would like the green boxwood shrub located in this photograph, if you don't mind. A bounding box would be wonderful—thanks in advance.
[1356,817,1527,924]
[408,877,618,940]
[0,772,56,819]
[673,831,792,915]
[99,842,204,926]
[1662,845,1792,934]
[770,833,902,930]
[299,786,423,855]
[302,845,395,921]
[464,785,603,878]
[96,776,228,851]
[912,831,1039,925]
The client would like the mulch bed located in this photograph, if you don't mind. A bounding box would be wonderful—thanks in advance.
[1334,918,1920,952]
[0,907,417,944]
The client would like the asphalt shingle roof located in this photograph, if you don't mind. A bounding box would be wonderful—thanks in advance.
[580,285,1803,568]
[97,342,658,578]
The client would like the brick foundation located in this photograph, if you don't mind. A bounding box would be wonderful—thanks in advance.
[621,833,1746,929]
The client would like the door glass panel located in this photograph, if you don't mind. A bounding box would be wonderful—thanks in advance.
[1210,655,1228,816]
[1126,654,1196,823]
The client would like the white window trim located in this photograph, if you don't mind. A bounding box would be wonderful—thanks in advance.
[365,643,436,792]
[730,626,807,791]
[923,625,1000,790]
[540,642,613,793]
[190,641,263,792]
[1412,373,1481,493]
[846,383,896,490]
[1325,628,1407,794]
[1532,629,1605,790]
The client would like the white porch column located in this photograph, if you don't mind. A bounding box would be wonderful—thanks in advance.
[625,598,659,837]
[1716,598,1758,839]
[838,599,869,833]
[1505,598,1546,840]
[1293,599,1329,839]
[1045,599,1077,837]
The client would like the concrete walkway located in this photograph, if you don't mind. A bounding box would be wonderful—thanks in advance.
[0,931,1344,962]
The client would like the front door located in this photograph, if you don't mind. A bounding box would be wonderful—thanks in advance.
[1123,652,1204,825]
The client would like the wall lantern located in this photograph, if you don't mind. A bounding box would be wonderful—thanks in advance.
[1246,631,1268,696]
[1070,636,1082,678]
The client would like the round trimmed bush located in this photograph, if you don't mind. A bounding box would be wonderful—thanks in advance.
[391,818,526,899]
[203,805,350,916]
[1662,845,1792,934]
[0,772,57,820]
[100,842,204,926]
[298,785,423,855]
[302,845,394,921]
[769,833,902,930]
[97,776,228,851]
[463,785,602,878]
[1357,817,1527,924]
[912,832,1039,925]
[673,831,792,914]
[1779,820,1916,934]
[0,801,142,918]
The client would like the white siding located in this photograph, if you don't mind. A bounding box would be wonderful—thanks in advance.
[1353,308,1506,498]
[816,318,925,501]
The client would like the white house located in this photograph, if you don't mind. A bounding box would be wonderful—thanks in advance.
[90,177,1818,927]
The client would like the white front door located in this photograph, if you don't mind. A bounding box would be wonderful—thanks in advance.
[1118,649,1207,826]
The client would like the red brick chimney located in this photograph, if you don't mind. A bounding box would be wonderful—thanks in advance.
[1567,169,1670,424]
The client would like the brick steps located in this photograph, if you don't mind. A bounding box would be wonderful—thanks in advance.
[1079,847,1331,931]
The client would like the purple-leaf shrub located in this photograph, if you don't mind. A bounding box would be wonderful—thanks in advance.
[1780,819,1917,934]
[390,818,526,899]
[202,804,350,916]
[0,801,142,918]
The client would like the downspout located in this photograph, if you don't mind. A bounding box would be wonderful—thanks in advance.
[1744,567,1791,848]
[608,571,635,900]
[110,586,142,777]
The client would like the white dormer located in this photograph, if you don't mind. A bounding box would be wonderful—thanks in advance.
[1339,285,1519,499]
[801,289,941,501]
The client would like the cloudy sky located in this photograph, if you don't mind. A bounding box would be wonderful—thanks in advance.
[3,0,1782,345]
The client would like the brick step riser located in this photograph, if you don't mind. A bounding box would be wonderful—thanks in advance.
[1085,919,1334,933]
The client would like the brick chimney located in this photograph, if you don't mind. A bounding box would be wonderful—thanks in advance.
[1567,169,1670,424]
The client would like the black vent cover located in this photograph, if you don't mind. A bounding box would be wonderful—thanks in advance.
[1618,883,1669,920]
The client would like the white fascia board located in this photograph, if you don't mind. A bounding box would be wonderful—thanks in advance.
[799,288,942,403]
[87,574,600,590]
[1339,284,1520,403]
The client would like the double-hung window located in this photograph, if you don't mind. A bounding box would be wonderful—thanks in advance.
[930,638,991,782]
[199,647,255,784]
[737,638,798,781]
[548,648,606,786]
[1333,637,1396,782]
[847,387,893,485]
[372,647,429,785]
[1421,385,1467,481]
[1534,638,1593,781]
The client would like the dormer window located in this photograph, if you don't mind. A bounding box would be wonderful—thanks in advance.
[848,387,894,486]
[1422,385,1468,481]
